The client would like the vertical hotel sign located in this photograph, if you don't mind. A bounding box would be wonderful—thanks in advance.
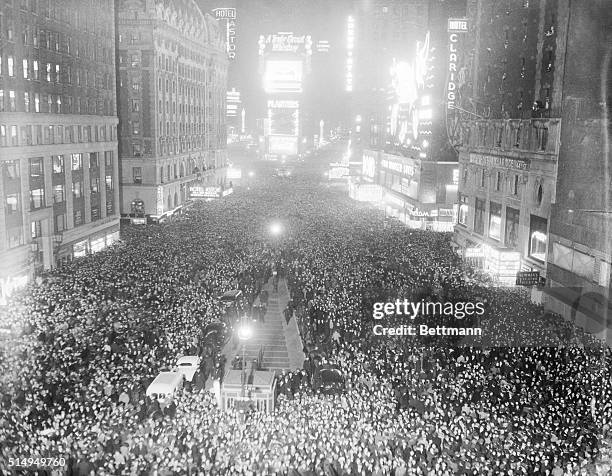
[212,8,237,59]
[447,18,468,109]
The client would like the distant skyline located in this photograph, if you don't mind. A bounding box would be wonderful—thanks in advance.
[200,0,353,132]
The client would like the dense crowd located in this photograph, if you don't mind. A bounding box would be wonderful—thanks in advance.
[1,161,611,475]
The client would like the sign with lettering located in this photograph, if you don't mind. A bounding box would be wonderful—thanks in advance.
[447,18,468,109]
[515,271,543,286]
[212,8,237,59]
[469,153,530,171]
[267,99,299,109]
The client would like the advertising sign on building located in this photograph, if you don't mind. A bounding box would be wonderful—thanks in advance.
[269,136,298,155]
[190,185,222,199]
[263,60,304,93]
[213,8,237,59]
[515,271,544,286]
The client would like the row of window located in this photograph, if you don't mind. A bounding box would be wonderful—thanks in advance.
[0,54,114,90]
[0,88,115,116]
[459,199,547,262]
[4,0,114,40]
[0,122,117,147]
[5,180,113,213]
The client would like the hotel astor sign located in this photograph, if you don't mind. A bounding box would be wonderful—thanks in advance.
[469,153,530,171]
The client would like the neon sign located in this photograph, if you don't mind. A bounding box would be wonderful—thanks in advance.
[213,8,237,59]
[447,18,468,109]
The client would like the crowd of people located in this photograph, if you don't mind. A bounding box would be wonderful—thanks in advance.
[1,161,611,475]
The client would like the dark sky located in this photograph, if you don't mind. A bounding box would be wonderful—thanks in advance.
[201,0,353,132]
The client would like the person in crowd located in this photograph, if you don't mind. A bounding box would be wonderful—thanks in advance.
[1,171,611,475]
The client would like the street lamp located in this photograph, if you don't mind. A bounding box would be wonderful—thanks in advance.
[269,222,283,236]
[236,316,253,397]
[248,171,254,178]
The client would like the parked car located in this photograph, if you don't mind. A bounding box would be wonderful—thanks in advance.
[175,356,201,382]
[146,371,184,406]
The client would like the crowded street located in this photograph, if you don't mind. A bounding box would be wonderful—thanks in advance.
[0,146,611,475]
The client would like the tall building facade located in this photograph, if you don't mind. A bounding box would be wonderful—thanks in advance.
[0,0,120,303]
[117,0,228,221]
[542,0,612,342]
[452,0,562,286]
[350,0,466,231]
[452,0,612,342]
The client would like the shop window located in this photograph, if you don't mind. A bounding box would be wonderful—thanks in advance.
[474,198,485,235]
[458,197,468,227]
[72,181,83,199]
[529,215,548,261]
[504,207,520,249]
[488,202,502,240]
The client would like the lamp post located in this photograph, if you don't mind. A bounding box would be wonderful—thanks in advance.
[236,316,253,397]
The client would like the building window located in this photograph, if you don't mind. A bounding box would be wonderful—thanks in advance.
[23,59,29,79]
[104,151,113,168]
[458,196,468,227]
[480,169,486,188]
[29,157,44,179]
[33,60,39,80]
[10,125,18,146]
[6,193,20,214]
[91,177,100,194]
[55,214,65,233]
[34,93,40,112]
[53,184,65,203]
[474,198,486,235]
[52,155,64,174]
[529,215,548,262]
[7,229,23,249]
[488,202,502,240]
[495,171,502,191]
[71,153,82,171]
[31,220,42,239]
[24,92,31,112]
[74,209,83,226]
[8,90,16,111]
[504,207,520,249]
[8,57,14,77]
[89,152,98,169]
[105,175,113,191]
[133,167,142,184]
[30,188,45,210]
[511,175,519,195]
[72,181,83,199]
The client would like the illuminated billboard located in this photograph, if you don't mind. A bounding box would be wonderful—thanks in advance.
[269,136,298,155]
[263,60,303,93]
[269,108,298,135]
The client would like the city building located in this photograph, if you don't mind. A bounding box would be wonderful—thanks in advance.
[452,0,562,287]
[452,0,612,343]
[541,0,612,342]
[116,0,228,221]
[349,0,466,231]
[0,0,120,303]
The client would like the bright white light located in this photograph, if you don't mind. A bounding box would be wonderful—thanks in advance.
[422,140,429,148]
[270,222,283,235]
[355,115,362,123]
[237,322,253,340]
[421,96,430,106]
[248,171,254,177]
